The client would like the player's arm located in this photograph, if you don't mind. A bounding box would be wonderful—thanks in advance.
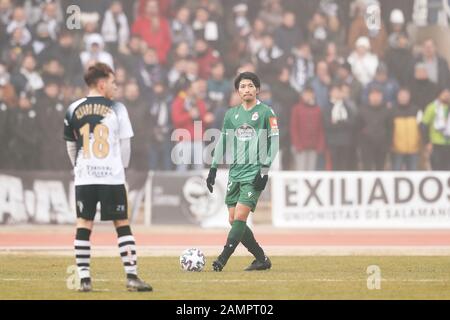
[63,112,77,167]
[120,138,131,168]
[254,108,279,191]
[207,111,230,193]
[115,102,134,169]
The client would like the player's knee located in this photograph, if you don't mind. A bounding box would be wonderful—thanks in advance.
[113,219,129,228]
[76,218,93,230]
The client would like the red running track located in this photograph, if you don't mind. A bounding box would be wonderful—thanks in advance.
[1,230,450,247]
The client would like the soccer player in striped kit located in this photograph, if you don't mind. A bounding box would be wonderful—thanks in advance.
[64,63,152,292]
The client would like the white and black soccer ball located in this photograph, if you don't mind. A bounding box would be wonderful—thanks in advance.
[180,248,206,272]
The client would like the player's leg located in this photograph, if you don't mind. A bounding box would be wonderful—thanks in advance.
[74,185,97,292]
[212,203,251,271]
[228,207,267,268]
[75,218,94,292]
[113,219,152,292]
[100,184,152,292]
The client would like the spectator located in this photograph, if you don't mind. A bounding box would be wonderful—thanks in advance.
[101,1,130,55]
[36,75,68,170]
[307,10,332,58]
[362,63,399,109]
[0,66,16,169]
[11,53,44,97]
[289,41,314,93]
[271,66,299,169]
[137,47,167,99]
[335,61,363,107]
[123,81,151,171]
[357,86,392,170]
[274,11,303,55]
[184,0,223,17]
[387,9,406,49]
[409,62,439,111]
[290,86,326,171]
[34,1,62,41]
[117,34,144,77]
[7,91,40,170]
[258,0,284,33]
[6,6,31,43]
[347,36,379,86]
[206,61,231,115]
[391,87,421,170]
[247,17,266,60]
[80,33,115,70]
[192,6,220,50]
[256,33,284,85]
[171,6,195,49]
[310,60,331,110]
[421,88,450,170]
[385,32,414,86]
[347,1,387,58]
[323,83,357,171]
[227,3,251,38]
[147,81,173,170]
[194,38,220,80]
[168,41,193,66]
[415,38,450,89]
[44,30,84,86]
[171,79,213,171]
[132,0,172,64]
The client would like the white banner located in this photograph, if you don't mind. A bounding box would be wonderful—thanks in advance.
[272,171,450,228]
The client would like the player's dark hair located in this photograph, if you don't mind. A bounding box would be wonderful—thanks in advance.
[234,72,261,90]
[84,63,114,87]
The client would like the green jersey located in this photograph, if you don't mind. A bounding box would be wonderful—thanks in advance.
[211,100,279,182]
[422,100,450,145]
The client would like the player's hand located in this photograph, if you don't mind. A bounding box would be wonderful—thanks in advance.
[253,168,269,191]
[206,168,217,193]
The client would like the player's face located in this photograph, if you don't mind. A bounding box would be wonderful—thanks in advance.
[103,73,117,100]
[237,79,258,103]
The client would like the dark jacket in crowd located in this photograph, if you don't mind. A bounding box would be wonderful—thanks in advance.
[35,93,70,170]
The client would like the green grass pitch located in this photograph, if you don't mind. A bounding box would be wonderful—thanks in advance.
[1,255,449,299]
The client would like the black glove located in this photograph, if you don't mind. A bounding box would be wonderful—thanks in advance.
[206,168,217,193]
[253,168,269,191]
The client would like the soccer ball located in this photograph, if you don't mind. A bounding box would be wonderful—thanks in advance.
[180,248,206,272]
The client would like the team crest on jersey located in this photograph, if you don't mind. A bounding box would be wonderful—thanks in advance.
[235,123,256,141]
[251,112,259,121]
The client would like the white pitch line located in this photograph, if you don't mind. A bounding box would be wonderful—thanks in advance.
[1,278,449,283]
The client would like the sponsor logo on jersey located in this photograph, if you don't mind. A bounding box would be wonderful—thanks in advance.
[251,112,259,121]
[235,123,256,141]
[235,114,239,119]
[248,192,253,198]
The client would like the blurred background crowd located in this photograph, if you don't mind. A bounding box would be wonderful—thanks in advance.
[1,0,450,172]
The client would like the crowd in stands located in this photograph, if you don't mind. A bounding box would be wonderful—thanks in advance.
[1,0,450,172]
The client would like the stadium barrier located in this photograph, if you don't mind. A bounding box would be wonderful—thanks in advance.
[272,171,450,229]
[1,170,449,229]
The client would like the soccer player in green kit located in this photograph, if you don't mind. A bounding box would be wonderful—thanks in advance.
[206,72,279,271]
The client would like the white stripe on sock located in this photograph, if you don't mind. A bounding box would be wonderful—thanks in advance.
[117,235,135,244]
[75,249,91,256]
[74,240,90,247]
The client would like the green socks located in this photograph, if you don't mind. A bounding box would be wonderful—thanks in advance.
[241,226,265,261]
[218,220,247,264]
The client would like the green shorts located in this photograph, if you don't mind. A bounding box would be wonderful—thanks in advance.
[225,180,262,212]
